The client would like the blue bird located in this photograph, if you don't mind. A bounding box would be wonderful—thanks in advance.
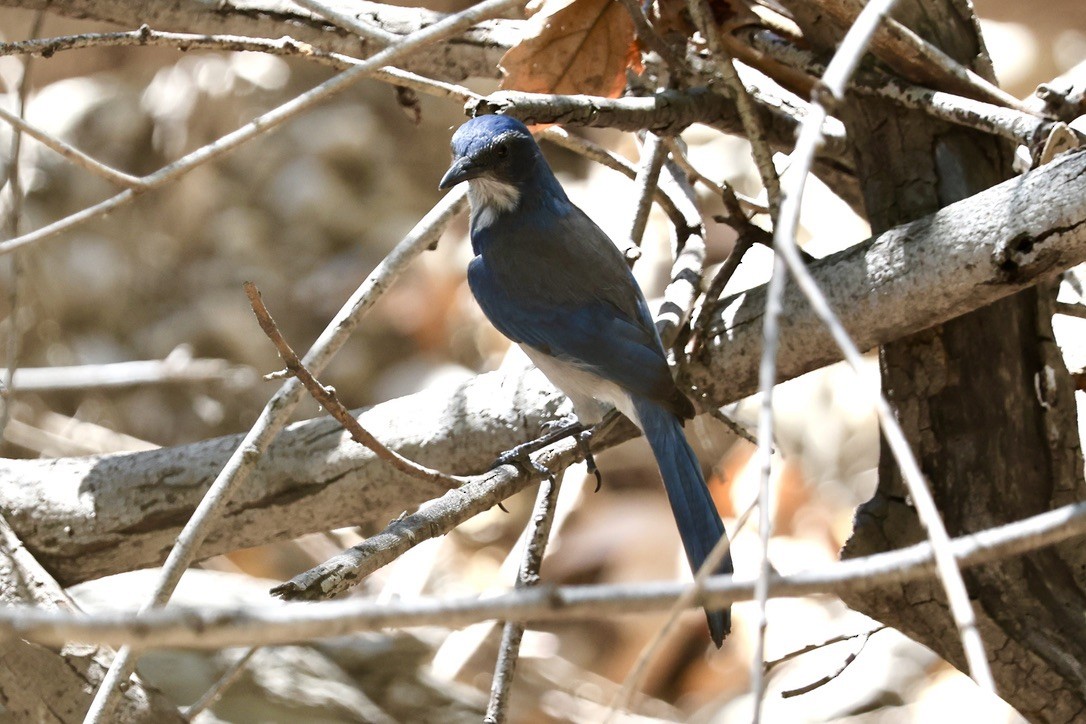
[439,114,732,646]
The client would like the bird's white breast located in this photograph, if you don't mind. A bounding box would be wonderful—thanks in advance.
[521,345,641,430]
[468,177,520,230]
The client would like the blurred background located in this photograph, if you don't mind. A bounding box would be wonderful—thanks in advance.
[1,0,1084,721]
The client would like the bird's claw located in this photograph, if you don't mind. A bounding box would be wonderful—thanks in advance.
[492,418,604,491]
[575,428,603,492]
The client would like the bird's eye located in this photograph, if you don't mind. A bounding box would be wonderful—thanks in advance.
[495,142,509,158]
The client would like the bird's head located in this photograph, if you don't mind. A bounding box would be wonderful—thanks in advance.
[439,116,547,217]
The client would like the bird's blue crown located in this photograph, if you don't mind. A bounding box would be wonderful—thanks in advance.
[450,114,534,157]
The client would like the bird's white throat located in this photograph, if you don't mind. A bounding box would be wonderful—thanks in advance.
[468,177,520,229]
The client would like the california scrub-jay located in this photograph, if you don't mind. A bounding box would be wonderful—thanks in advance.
[439,114,732,646]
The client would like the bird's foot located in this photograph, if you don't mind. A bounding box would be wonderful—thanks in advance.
[492,416,604,490]
[574,428,603,492]
[493,441,555,481]
[494,416,583,469]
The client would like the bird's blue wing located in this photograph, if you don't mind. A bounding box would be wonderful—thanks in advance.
[468,255,680,407]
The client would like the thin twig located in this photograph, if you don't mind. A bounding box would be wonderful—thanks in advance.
[792,0,1027,111]
[180,646,259,719]
[748,249,785,723]
[662,136,768,216]
[485,469,566,723]
[779,627,880,698]
[625,132,669,256]
[705,405,759,447]
[245,282,467,489]
[702,230,763,306]
[685,0,782,218]
[745,30,1052,149]
[614,0,686,74]
[0,104,144,188]
[769,0,996,693]
[877,14,1029,112]
[3,0,517,260]
[655,148,707,347]
[11,495,1086,649]
[764,624,886,673]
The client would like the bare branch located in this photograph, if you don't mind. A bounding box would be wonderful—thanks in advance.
[8,495,1086,650]
[0,28,482,103]
[0,0,517,82]
[0,103,143,188]
[625,133,669,254]
[688,148,1086,413]
[0,10,40,448]
[624,0,689,75]
[470,88,850,160]
[779,627,879,698]
[746,29,1060,151]
[801,0,1026,110]
[471,89,862,210]
[764,625,887,672]
[686,4,787,712]
[3,350,253,392]
[1056,300,1086,320]
[654,151,707,347]
[290,0,401,45]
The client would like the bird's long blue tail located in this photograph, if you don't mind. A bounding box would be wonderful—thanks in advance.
[634,396,732,647]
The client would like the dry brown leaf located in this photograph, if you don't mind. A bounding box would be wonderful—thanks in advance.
[499,0,641,98]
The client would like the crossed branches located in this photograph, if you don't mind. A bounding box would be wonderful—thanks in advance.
[1,0,1085,722]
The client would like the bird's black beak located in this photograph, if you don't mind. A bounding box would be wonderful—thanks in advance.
[439,156,481,190]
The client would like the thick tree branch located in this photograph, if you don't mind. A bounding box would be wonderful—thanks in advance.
[0,149,1083,587]
[687,148,1086,404]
